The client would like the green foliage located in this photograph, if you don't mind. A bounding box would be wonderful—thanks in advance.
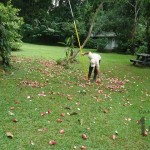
[0,1,23,67]
[59,35,74,63]
[86,38,108,52]
[94,1,135,53]
[136,44,148,54]
[97,38,108,52]
[1,0,149,54]
[86,38,98,49]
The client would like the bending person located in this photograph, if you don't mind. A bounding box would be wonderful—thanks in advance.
[82,51,101,82]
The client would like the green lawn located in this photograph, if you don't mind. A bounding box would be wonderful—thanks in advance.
[0,43,150,150]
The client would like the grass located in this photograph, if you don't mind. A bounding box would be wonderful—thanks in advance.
[0,43,150,150]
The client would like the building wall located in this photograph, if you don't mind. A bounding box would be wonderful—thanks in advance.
[105,38,118,50]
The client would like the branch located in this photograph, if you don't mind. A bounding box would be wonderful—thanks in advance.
[126,0,135,8]
[67,1,104,61]
[81,1,104,49]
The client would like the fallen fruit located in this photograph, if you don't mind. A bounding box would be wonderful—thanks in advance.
[6,132,14,138]
[112,134,116,140]
[143,131,148,136]
[13,118,18,123]
[60,129,65,134]
[82,134,87,140]
[40,112,45,116]
[49,140,56,145]
[104,109,108,113]
[60,113,65,117]
[57,119,62,123]
[96,79,101,83]
[81,145,86,150]
[10,107,15,110]
[67,97,72,100]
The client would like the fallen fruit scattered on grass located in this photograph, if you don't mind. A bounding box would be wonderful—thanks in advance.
[60,113,65,117]
[82,134,87,140]
[60,129,65,134]
[49,140,56,145]
[81,145,86,150]
[57,119,63,122]
[143,131,148,136]
[13,118,18,123]
[112,134,116,140]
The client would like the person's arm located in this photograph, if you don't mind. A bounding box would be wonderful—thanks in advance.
[81,51,90,56]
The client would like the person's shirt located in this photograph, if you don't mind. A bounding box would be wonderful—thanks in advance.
[88,52,101,61]
[88,52,101,68]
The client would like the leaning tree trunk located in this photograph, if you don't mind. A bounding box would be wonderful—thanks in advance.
[146,19,150,54]
[68,1,104,61]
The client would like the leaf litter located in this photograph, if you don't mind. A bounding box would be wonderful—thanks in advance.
[5,57,135,147]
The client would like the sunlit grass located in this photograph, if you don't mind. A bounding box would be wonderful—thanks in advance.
[0,43,150,150]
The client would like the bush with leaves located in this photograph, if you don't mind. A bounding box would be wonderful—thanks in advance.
[0,1,23,67]
[57,35,76,67]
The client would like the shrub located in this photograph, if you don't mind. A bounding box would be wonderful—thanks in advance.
[0,1,23,66]
[97,38,108,52]
[136,44,148,54]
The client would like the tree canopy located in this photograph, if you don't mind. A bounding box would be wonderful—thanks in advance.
[0,0,150,67]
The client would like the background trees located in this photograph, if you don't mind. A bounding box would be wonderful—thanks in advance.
[0,0,150,59]
[0,1,23,67]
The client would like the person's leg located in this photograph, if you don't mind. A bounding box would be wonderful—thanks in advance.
[93,67,98,81]
[93,60,101,81]
[88,65,93,80]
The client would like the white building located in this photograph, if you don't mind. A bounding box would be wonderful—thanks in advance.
[91,32,118,50]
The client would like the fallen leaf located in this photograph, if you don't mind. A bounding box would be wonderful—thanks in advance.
[10,107,15,110]
[30,140,35,145]
[73,146,77,149]
[67,97,72,100]
[115,130,118,135]
[8,111,14,116]
[6,132,14,138]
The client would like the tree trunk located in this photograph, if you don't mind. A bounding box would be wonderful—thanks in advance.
[1,50,10,66]
[146,19,150,54]
[68,1,104,61]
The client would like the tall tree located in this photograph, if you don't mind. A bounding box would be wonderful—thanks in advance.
[125,0,142,40]
[143,1,150,54]
[0,1,23,67]
[67,1,104,61]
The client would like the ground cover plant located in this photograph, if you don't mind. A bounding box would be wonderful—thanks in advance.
[0,43,150,150]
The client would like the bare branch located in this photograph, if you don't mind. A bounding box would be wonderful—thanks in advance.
[126,0,135,8]
[67,1,104,61]
[81,1,104,49]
